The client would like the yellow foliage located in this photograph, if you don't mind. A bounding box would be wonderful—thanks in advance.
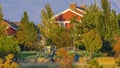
[0,54,19,68]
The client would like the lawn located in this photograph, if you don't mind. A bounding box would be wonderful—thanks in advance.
[17,51,39,62]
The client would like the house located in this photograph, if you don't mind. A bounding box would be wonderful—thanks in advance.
[54,3,86,29]
[0,19,19,35]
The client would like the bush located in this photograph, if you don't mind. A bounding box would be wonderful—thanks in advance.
[56,48,74,68]
[0,54,19,68]
[0,36,20,57]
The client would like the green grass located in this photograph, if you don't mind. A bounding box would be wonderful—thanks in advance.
[17,51,38,62]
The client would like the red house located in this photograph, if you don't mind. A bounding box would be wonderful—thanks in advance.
[54,3,86,29]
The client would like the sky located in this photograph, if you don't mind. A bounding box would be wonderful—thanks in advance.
[0,0,120,24]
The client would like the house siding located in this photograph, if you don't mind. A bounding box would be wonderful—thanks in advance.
[56,11,82,21]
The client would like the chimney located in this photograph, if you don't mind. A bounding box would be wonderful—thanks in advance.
[70,3,76,11]
[80,4,86,9]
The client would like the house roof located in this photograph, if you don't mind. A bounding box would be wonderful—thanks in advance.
[54,5,85,21]
[3,19,19,30]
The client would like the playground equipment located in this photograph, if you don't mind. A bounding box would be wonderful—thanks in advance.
[35,46,79,63]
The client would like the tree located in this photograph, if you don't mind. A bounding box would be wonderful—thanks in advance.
[77,3,102,50]
[0,36,19,57]
[24,22,38,50]
[98,0,119,41]
[38,4,69,47]
[39,3,54,46]
[82,0,120,56]
[82,29,102,56]
[82,3,101,31]
[16,11,38,50]
[39,4,72,48]
[17,11,29,45]
[0,5,5,35]
[98,0,119,55]
[0,5,3,21]
[69,17,84,49]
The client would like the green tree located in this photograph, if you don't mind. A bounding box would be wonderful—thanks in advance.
[39,3,54,46]
[17,11,38,50]
[82,0,120,55]
[98,0,119,41]
[82,29,102,56]
[98,0,119,55]
[69,17,83,49]
[76,3,101,49]
[24,22,38,50]
[0,36,19,57]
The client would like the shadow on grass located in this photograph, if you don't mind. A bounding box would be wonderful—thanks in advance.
[20,63,60,68]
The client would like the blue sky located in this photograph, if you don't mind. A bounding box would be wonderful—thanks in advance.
[0,0,120,24]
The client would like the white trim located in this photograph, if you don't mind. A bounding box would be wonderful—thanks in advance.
[76,8,86,13]
[53,8,83,18]
[56,20,82,23]
[56,21,70,27]
[56,21,70,23]
[10,26,18,30]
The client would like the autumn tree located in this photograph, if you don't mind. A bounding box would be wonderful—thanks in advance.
[82,29,102,56]
[17,11,38,50]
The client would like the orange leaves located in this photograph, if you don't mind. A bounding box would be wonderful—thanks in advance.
[56,48,68,57]
[56,48,74,68]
